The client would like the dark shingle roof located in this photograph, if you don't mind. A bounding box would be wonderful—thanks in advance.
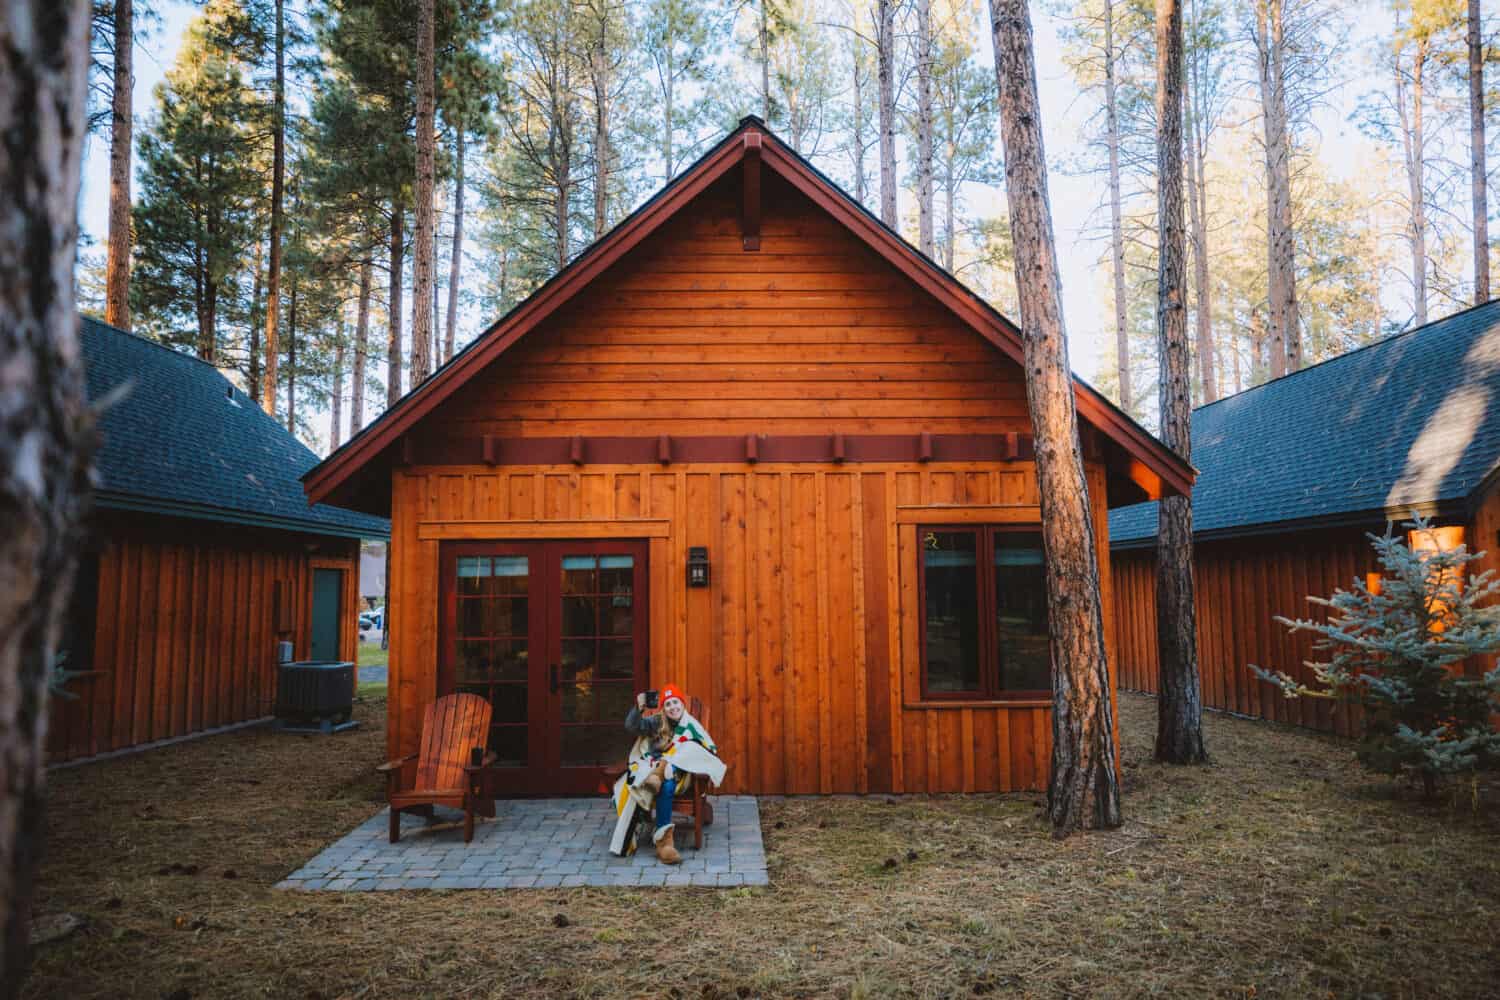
[1110,300,1500,546]
[83,317,389,539]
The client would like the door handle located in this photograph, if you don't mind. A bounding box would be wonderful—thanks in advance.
[550,664,559,694]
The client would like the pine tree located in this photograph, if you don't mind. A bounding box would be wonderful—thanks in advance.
[1253,521,1500,797]
[131,2,264,363]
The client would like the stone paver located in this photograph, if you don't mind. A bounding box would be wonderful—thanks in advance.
[277,796,767,892]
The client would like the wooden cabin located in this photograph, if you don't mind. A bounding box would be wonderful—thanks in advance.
[49,318,390,763]
[1110,301,1500,736]
[303,119,1194,796]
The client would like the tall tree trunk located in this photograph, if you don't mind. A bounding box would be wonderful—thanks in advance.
[1255,0,1297,377]
[248,237,263,404]
[410,0,436,386]
[353,256,371,431]
[878,0,897,227]
[104,0,133,330]
[944,155,957,271]
[989,0,1121,836]
[555,135,571,270]
[445,127,465,365]
[662,43,675,183]
[202,276,217,363]
[286,281,297,433]
[387,207,404,405]
[261,0,285,412]
[1153,0,1206,765]
[1397,36,1429,328]
[591,19,611,239]
[0,2,93,990]
[331,329,344,450]
[915,0,935,255]
[759,0,771,121]
[852,33,867,205]
[1470,0,1489,304]
[1104,0,1131,414]
[1184,66,1215,404]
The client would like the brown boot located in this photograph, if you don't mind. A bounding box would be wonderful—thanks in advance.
[641,759,666,795]
[654,824,681,865]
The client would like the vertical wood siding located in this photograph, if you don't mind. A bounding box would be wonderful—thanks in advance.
[47,517,359,763]
[387,462,1118,794]
[1111,527,1392,737]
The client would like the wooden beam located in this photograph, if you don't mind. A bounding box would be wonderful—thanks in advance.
[895,504,1042,524]
[742,132,762,251]
[417,519,672,541]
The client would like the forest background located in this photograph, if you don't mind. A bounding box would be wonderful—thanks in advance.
[77,0,1499,455]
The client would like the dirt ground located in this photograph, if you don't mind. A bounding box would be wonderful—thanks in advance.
[22,692,1500,999]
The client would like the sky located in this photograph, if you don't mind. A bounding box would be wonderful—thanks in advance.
[77,0,1390,413]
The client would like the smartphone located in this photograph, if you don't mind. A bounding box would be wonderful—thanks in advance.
[644,689,660,709]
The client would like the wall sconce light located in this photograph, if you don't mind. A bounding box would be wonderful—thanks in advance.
[687,546,710,588]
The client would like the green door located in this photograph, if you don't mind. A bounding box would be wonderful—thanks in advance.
[311,569,344,662]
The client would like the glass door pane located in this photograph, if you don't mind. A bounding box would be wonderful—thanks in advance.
[453,554,530,766]
[558,552,637,766]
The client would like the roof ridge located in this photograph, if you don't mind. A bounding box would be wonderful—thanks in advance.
[83,314,236,381]
[1192,297,1500,414]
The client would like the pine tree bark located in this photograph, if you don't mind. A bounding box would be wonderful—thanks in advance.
[248,237,263,404]
[1396,36,1429,327]
[1184,65,1215,404]
[261,0,285,412]
[0,1,93,989]
[286,281,297,432]
[852,33,867,205]
[759,0,772,121]
[331,330,344,449]
[445,127,465,365]
[988,0,1122,836]
[104,0,133,330]
[590,14,611,240]
[353,256,371,431]
[387,207,404,405]
[1153,0,1206,765]
[915,0,935,256]
[1255,0,1297,377]
[878,0,897,227]
[1104,0,1131,414]
[1469,0,1489,304]
[410,0,436,386]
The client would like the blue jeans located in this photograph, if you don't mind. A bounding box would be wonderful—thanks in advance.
[655,777,677,830]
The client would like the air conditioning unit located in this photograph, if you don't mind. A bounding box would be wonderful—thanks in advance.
[274,660,358,734]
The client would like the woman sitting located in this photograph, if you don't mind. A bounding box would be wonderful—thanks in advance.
[608,684,725,863]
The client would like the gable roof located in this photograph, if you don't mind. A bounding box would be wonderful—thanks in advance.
[83,316,389,540]
[1110,299,1500,548]
[303,117,1194,514]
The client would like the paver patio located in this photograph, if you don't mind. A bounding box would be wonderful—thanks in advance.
[277,796,767,890]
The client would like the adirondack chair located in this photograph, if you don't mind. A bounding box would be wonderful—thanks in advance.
[377,692,496,843]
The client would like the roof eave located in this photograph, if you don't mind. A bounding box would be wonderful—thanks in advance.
[96,490,390,541]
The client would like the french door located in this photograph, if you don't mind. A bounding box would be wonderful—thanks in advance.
[439,539,648,796]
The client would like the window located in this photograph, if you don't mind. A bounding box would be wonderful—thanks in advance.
[919,526,1050,700]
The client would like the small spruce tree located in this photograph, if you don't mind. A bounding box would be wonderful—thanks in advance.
[1252,520,1500,797]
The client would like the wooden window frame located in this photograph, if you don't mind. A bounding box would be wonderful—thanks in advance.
[916,523,1050,702]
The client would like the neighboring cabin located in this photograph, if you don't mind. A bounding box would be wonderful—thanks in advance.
[304,119,1194,797]
[1110,301,1500,736]
[50,318,390,763]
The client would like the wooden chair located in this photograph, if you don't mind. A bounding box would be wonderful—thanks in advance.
[673,696,716,850]
[377,692,496,844]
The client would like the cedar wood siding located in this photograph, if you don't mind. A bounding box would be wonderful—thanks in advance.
[1112,485,1500,737]
[385,170,1121,794]
[47,511,360,763]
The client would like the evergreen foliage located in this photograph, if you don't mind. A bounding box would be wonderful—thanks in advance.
[1252,520,1500,795]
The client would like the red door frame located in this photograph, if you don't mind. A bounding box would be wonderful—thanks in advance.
[438,538,650,796]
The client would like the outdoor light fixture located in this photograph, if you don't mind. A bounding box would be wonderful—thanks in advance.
[687,546,710,588]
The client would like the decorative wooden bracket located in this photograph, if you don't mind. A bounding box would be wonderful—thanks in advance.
[657,434,673,465]
[744,434,759,464]
[482,435,500,465]
[742,132,762,252]
[917,432,933,463]
[832,433,846,463]
[569,435,585,465]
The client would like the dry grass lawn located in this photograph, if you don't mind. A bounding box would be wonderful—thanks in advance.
[23,692,1500,999]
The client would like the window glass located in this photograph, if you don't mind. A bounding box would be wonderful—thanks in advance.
[922,530,981,692]
[994,532,1050,690]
